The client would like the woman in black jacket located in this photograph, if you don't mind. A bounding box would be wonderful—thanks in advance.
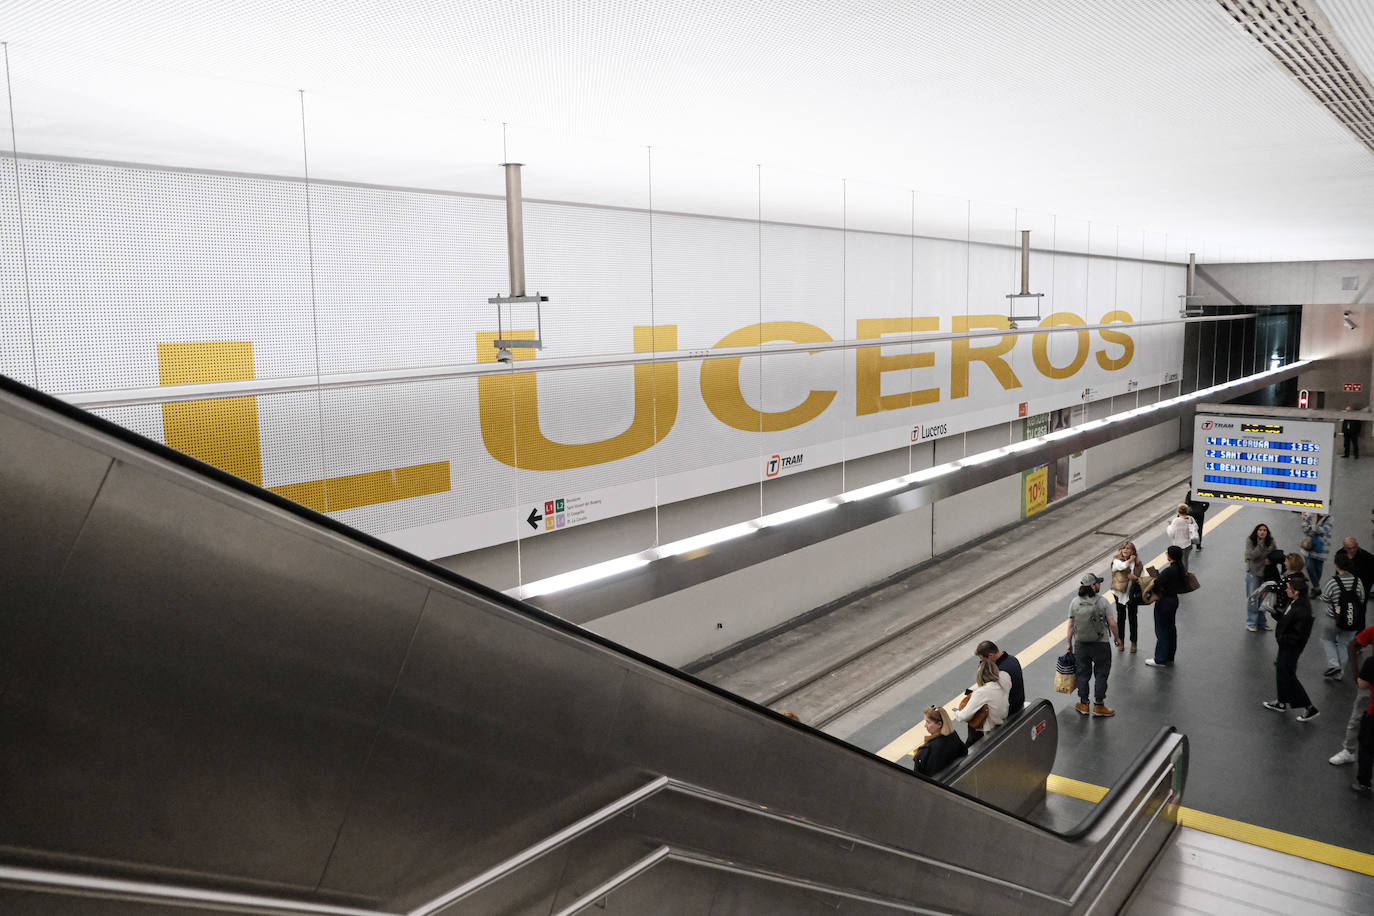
[1146,545,1188,668]
[1264,574,1319,721]
[913,705,967,777]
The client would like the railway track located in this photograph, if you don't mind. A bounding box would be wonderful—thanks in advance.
[694,457,1193,729]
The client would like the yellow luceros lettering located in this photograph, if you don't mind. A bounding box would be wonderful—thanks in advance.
[854,317,941,415]
[1096,310,1135,370]
[477,325,679,470]
[1032,312,1090,380]
[701,321,838,432]
[950,315,1022,398]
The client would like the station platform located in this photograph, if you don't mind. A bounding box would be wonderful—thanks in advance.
[705,443,1374,906]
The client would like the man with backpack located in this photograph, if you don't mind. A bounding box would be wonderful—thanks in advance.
[1065,572,1123,717]
[1319,551,1367,680]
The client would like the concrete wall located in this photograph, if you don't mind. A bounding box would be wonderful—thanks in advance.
[583,411,1182,667]
[1193,258,1372,422]
[1195,260,1374,308]
[589,503,937,666]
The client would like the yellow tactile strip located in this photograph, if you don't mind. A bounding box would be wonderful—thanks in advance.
[1047,774,1374,877]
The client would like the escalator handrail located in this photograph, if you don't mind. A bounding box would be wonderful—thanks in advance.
[0,863,394,916]
[1057,725,1184,843]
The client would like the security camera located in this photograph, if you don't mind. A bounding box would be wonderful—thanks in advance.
[1344,310,1358,331]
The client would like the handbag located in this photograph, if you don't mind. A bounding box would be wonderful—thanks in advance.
[1300,536,1313,552]
[1054,650,1077,694]
[957,691,990,729]
[1138,566,1160,605]
[1182,571,1201,593]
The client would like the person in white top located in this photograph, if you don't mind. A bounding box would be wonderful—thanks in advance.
[1109,541,1144,653]
[1166,503,1199,572]
[953,658,1011,746]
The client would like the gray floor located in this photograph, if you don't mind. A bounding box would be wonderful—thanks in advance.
[838,446,1374,855]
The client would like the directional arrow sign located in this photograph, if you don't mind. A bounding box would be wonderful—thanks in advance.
[526,507,542,529]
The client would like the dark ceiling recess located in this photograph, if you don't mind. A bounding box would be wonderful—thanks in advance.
[1217,0,1374,155]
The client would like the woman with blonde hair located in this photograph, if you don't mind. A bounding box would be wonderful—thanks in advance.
[953,657,1011,745]
[1110,541,1144,653]
[912,706,967,776]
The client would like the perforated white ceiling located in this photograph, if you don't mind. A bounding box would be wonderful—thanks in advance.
[3,0,1374,262]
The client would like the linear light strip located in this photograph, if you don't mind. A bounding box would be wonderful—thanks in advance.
[507,360,1308,601]
[58,312,1256,409]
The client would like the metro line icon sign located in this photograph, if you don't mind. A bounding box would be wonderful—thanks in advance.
[766,453,804,477]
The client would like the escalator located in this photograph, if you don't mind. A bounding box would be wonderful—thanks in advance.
[0,374,1187,915]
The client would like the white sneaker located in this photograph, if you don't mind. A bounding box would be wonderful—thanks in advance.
[1330,749,1356,766]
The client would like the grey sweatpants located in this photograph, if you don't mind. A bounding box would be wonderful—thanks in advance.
[1343,643,1372,754]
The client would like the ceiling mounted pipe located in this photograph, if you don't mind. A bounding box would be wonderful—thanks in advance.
[503,162,526,298]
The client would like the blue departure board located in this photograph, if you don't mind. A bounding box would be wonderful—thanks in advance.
[1190,414,1336,512]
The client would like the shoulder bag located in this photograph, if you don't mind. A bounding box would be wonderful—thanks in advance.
[957,691,990,729]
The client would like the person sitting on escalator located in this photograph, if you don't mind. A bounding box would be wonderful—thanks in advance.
[953,658,1011,745]
[913,705,967,777]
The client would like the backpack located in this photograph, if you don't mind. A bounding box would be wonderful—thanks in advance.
[1333,575,1363,631]
[1071,595,1108,642]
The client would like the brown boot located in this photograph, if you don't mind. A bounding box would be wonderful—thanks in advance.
[1130,643,1138,654]
[1075,702,1090,716]
[1093,704,1116,717]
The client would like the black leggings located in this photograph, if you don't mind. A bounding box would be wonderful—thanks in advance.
[1116,599,1139,644]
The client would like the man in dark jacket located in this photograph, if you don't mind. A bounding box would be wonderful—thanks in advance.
[1264,574,1319,721]
[1341,407,1362,459]
[976,640,1025,716]
[1342,538,1374,600]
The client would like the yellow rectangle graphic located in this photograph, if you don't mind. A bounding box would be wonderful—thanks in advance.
[158,341,263,485]
[158,341,255,386]
[271,461,451,513]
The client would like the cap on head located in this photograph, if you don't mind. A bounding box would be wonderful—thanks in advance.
[1080,572,1103,586]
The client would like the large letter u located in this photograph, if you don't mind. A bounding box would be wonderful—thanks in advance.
[477,326,678,470]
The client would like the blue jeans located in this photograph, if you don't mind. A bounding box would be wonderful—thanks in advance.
[1306,556,1325,589]
[1075,641,1112,704]
[1245,573,1266,628]
[1153,596,1179,664]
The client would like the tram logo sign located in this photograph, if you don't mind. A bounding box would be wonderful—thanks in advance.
[1200,419,1213,430]
[766,453,804,477]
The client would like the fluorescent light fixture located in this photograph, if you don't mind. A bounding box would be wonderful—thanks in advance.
[903,465,956,484]
[958,449,1003,466]
[756,499,837,528]
[837,479,906,503]
[509,360,1317,602]
[517,554,651,599]
[656,522,758,558]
